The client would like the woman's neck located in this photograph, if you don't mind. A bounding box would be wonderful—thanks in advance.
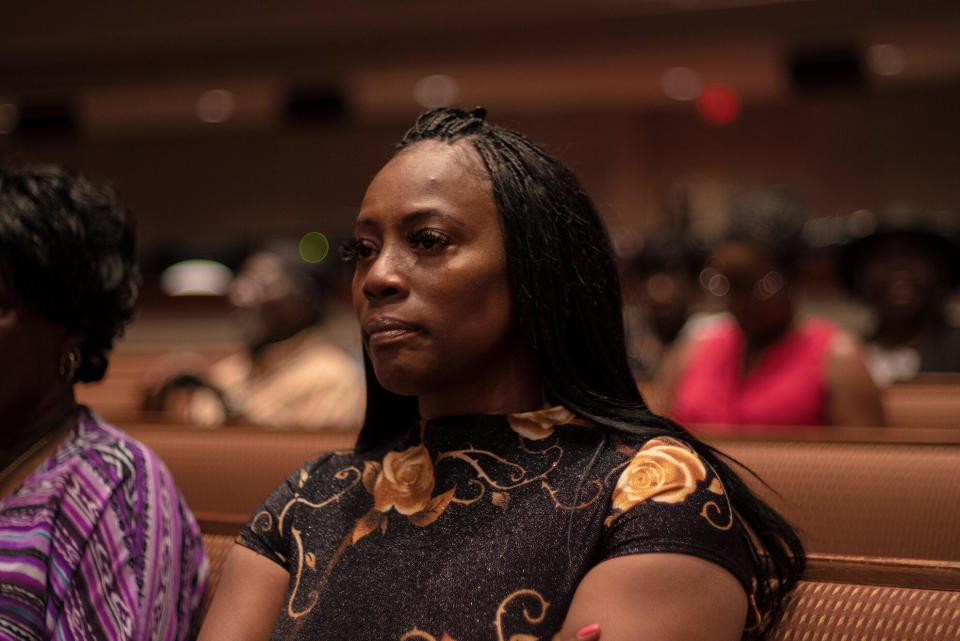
[741,319,795,375]
[1,386,78,467]
[417,352,544,421]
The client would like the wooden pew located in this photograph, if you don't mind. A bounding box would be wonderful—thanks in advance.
[126,422,357,531]
[883,382,960,429]
[709,437,960,562]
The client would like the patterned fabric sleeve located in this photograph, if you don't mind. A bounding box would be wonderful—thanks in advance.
[55,502,153,640]
[599,436,754,593]
[47,432,208,641]
[238,456,336,570]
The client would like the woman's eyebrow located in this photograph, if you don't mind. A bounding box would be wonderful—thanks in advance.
[400,210,466,228]
[353,217,378,231]
[354,209,466,232]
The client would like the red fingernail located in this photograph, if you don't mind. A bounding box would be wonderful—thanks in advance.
[577,624,600,638]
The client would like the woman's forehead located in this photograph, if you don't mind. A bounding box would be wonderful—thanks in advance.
[357,140,494,224]
[385,140,484,184]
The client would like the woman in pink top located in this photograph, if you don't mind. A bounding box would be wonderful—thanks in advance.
[659,194,883,428]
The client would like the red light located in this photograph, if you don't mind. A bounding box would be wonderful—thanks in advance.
[696,84,741,125]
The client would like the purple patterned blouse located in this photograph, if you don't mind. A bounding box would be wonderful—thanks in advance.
[0,409,208,641]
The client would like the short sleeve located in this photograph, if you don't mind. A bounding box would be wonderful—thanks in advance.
[600,437,754,593]
[237,454,336,569]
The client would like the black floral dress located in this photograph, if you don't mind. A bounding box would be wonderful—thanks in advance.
[239,407,754,640]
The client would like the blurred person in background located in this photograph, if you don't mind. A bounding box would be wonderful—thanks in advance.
[145,242,365,430]
[621,233,706,380]
[0,166,207,640]
[839,213,960,386]
[659,190,883,427]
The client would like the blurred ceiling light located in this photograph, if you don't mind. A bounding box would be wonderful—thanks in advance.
[696,83,741,125]
[195,89,236,123]
[161,259,233,296]
[846,209,878,238]
[0,103,19,134]
[661,67,702,101]
[866,44,906,77]
[413,75,459,109]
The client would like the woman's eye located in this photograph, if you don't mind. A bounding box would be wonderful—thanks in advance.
[408,229,451,251]
[339,238,377,262]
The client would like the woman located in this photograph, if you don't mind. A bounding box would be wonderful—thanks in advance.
[0,166,208,640]
[839,215,960,385]
[660,196,883,427]
[200,108,804,641]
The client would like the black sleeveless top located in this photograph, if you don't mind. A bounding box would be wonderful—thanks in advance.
[239,407,754,640]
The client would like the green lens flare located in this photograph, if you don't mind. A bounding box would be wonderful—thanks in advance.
[299,232,330,263]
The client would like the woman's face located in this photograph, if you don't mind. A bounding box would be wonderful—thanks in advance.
[706,242,792,340]
[228,251,314,351]
[0,276,68,423]
[352,140,522,400]
[857,235,944,321]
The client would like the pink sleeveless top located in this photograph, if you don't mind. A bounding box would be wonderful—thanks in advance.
[671,317,837,427]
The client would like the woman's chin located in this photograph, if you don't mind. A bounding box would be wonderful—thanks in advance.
[372,366,428,398]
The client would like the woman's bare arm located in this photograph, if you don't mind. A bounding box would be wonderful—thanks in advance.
[197,544,289,641]
[824,330,885,426]
[559,554,748,641]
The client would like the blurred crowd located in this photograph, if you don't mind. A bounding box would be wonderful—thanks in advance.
[134,189,960,433]
[622,190,960,428]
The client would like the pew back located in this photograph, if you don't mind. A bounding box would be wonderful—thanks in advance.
[714,438,960,561]
[128,423,356,527]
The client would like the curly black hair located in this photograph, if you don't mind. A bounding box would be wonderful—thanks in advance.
[0,165,140,382]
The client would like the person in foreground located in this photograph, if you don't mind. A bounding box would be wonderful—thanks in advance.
[199,108,804,641]
[0,167,208,640]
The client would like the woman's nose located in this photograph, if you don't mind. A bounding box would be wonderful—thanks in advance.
[361,252,408,302]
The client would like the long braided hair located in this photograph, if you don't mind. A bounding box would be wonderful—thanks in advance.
[355,107,805,640]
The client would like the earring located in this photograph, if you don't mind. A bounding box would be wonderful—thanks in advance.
[58,349,81,383]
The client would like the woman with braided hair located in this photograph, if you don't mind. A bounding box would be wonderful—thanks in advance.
[200,108,804,641]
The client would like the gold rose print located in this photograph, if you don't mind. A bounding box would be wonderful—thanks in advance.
[495,589,550,641]
[268,410,601,622]
[433,407,600,511]
[351,444,457,545]
[400,630,458,641]
[403,588,551,641]
[700,475,734,530]
[507,406,578,440]
[609,437,706,513]
[605,436,735,531]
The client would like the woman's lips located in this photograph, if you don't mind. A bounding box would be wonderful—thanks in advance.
[364,317,421,348]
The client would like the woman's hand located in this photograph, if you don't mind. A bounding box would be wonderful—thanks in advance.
[564,624,601,641]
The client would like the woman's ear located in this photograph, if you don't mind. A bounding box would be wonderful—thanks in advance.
[58,329,86,359]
